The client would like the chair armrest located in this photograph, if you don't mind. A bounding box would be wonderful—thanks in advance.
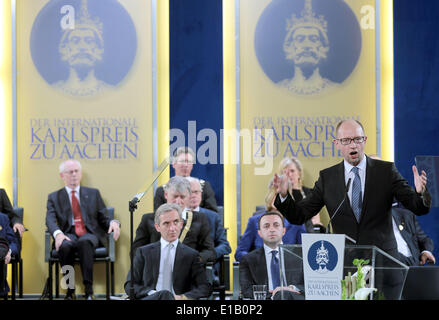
[232,261,240,300]
[205,262,214,285]
[45,230,52,262]
[13,207,24,225]
[222,254,230,291]
[106,207,116,262]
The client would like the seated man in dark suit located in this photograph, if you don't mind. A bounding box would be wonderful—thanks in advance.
[240,211,304,300]
[154,146,218,212]
[0,212,20,297]
[133,176,216,264]
[392,203,435,266]
[125,203,211,300]
[46,160,121,300]
[186,177,231,284]
[235,184,305,262]
[0,188,25,237]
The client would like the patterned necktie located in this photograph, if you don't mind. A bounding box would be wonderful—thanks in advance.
[271,250,281,289]
[162,243,174,292]
[351,167,363,222]
[71,190,86,237]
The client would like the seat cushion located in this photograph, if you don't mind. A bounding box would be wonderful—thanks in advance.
[51,247,108,259]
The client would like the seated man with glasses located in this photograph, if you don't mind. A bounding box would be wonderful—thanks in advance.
[154,147,218,213]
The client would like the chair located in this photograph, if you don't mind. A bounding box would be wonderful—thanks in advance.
[44,207,116,300]
[232,260,241,300]
[10,207,24,300]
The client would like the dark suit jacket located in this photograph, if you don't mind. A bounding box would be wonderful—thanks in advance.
[125,241,211,299]
[46,186,111,246]
[0,189,18,226]
[198,207,231,259]
[275,157,431,257]
[240,247,304,299]
[392,206,434,264]
[154,179,218,212]
[235,210,306,262]
[0,213,19,256]
[132,211,216,264]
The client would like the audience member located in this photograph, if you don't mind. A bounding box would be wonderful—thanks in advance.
[186,176,231,284]
[124,203,211,300]
[278,157,324,232]
[235,181,306,262]
[240,211,304,300]
[392,203,435,266]
[46,160,121,300]
[133,176,216,264]
[0,188,25,237]
[0,212,20,297]
[154,147,218,212]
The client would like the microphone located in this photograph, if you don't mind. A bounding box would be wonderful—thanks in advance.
[326,178,351,234]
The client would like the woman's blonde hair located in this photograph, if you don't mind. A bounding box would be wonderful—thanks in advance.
[277,156,304,188]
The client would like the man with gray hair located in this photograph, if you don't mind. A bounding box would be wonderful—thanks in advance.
[154,146,218,212]
[46,159,120,300]
[133,176,216,264]
[125,203,211,300]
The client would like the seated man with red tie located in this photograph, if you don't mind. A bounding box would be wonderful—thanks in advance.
[46,160,121,300]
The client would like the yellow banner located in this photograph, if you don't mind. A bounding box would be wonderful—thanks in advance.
[17,0,154,294]
[239,0,378,229]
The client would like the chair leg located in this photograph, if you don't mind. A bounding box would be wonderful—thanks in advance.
[48,261,53,300]
[111,262,114,296]
[106,261,110,300]
[55,262,59,298]
[19,259,23,298]
[11,261,16,300]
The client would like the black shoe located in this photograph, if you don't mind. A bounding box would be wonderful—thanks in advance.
[65,290,76,300]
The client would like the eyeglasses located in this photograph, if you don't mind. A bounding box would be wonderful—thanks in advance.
[337,136,366,145]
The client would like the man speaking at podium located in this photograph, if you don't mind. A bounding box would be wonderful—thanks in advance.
[274,120,431,259]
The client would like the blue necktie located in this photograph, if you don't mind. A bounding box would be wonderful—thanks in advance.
[271,250,281,289]
[351,166,363,222]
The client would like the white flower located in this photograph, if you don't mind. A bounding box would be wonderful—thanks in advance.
[354,288,377,300]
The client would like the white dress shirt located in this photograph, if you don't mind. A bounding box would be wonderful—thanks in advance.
[152,238,179,295]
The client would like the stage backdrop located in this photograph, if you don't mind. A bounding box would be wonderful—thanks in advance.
[16,0,154,295]
[237,0,378,231]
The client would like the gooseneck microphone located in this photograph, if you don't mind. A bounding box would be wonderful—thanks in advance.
[326,178,352,234]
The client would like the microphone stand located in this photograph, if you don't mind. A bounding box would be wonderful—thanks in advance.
[128,158,169,300]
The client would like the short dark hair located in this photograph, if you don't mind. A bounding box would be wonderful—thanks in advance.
[257,211,285,230]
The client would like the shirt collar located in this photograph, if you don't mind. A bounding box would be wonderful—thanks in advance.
[344,155,367,174]
[263,243,282,256]
[160,237,179,249]
[65,185,80,195]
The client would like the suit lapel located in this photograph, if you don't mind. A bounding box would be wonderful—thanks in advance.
[253,248,269,286]
[361,157,374,221]
[59,188,73,227]
[79,187,88,225]
[151,242,161,286]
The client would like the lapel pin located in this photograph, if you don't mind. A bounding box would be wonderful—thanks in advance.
[399,224,404,231]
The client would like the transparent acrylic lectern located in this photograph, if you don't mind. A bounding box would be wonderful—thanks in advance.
[278,244,409,300]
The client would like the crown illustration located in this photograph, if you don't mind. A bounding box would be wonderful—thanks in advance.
[316,241,329,260]
[76,0,103,38]
[286,0,328,38]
